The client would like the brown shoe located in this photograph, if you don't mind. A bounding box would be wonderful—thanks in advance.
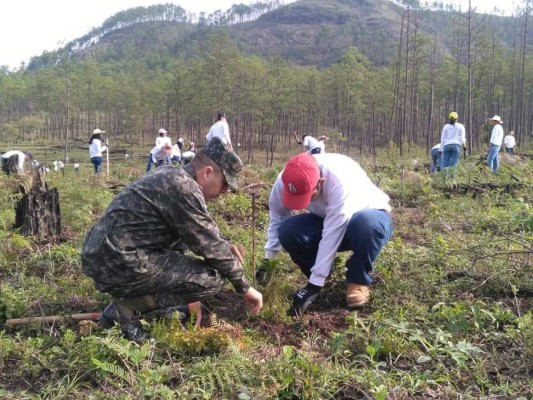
[346,284,371,308]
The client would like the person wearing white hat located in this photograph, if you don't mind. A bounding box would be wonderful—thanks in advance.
[206,112,232,150]
[89,129,108,174]
[503,130,516,156]
[487,115,504,173]
[146,128,172,172]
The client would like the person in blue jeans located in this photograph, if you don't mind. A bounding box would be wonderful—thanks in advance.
[430,143,442,173]
[486,115,504,173]
[440,112,466,179]
[89,129,108,174]
[258,152,393,316]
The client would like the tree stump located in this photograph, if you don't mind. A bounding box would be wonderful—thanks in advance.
[14,165,61,243]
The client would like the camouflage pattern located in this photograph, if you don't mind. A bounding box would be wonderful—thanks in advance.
[81,165,250,308]
[202,137,243,190]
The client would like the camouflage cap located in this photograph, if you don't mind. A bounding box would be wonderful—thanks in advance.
[203,137,243,190]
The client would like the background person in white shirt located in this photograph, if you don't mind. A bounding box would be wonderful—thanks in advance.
[439,112,466,177]
[89,129,108,175]
[147,128,171,171]
[430,143,442,173]
[486,115,504,173]
[259,152,393,316]
[151,143,172,167]
[297,133,323,154]
[206,112,232,149]
[503,130,516,155]
[1,150,32,174]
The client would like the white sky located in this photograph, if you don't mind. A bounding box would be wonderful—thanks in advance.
[0,0,517,70]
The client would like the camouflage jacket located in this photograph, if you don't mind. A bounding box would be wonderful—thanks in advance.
[82,165,250,293]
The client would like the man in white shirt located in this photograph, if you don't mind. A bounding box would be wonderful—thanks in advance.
[206,112,232,149]
[487,115,504,173]
[260,152,393,316]
[297,134,323,154]
[503,130,516,155]
[2,150,32,174]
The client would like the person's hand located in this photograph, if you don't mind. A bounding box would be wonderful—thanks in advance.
[288,283,322,317]
[230,243,246,264]
[255,258,272,286]
[243,287,263,314]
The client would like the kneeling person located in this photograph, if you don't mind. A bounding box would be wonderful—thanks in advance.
[82,138,262,342]
[261,152,393,316]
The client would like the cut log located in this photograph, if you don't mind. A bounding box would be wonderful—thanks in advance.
[14,165,61,243]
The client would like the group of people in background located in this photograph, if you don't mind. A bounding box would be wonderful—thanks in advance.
[430,112,517,176]
[146,128,197,173]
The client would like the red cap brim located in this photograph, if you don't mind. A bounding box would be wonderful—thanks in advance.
[282,188,313,210]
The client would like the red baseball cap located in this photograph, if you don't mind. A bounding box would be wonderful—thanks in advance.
[281,153,320,210]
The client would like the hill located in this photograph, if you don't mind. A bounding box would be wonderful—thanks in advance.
[27,0,529,69]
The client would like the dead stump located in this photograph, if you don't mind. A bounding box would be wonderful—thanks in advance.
[14,165,61,243]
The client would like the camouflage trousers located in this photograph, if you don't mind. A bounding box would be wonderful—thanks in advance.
[81,235,225,308]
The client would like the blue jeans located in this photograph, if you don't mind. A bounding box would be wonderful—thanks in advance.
[505,147,514,155]
[90,156,102,174]
[430,148,442,173]
[441,144,461,169]
[146,154,154,172]
[487,144,501,173]
[278,209,393,286]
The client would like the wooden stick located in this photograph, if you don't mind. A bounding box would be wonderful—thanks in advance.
[293,131,300,143]
[106,138,110,178]
[252,190,257,287]
[6,312,101,327]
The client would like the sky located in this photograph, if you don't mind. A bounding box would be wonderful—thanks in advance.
[0,0,517,70]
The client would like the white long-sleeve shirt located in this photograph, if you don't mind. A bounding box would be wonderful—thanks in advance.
[171,144,181,158]
[2,150,26,170]
[503,134,515,148]
[155,136,172,149]
[490,124,504,146]
[303,135,321,152]
[206,120,231,147]
[440,122,466,149]
[89,139,107,158]
[264,153,391,287]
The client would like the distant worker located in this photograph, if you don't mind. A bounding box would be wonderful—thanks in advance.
[171,142,182,165]
[487,115,504,173]
[206,112,232,149]
[430,143,442,173]
[1,150,32,175]
[182,141,196,165]
[151,144,172,168]
[440,112,466,178]
[295,132,323,154]
[503,130,516,156]
[146,128,171,172]
[74,163,80,173]
[89,129,108,175]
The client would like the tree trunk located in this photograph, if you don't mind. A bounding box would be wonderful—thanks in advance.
[14,166,61,244]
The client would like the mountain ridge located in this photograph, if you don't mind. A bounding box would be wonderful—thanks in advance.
[27,0,529,70]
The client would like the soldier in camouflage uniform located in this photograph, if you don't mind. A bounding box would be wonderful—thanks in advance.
[81,137,263,342]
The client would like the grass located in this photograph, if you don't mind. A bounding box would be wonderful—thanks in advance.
[0,142,532,399]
